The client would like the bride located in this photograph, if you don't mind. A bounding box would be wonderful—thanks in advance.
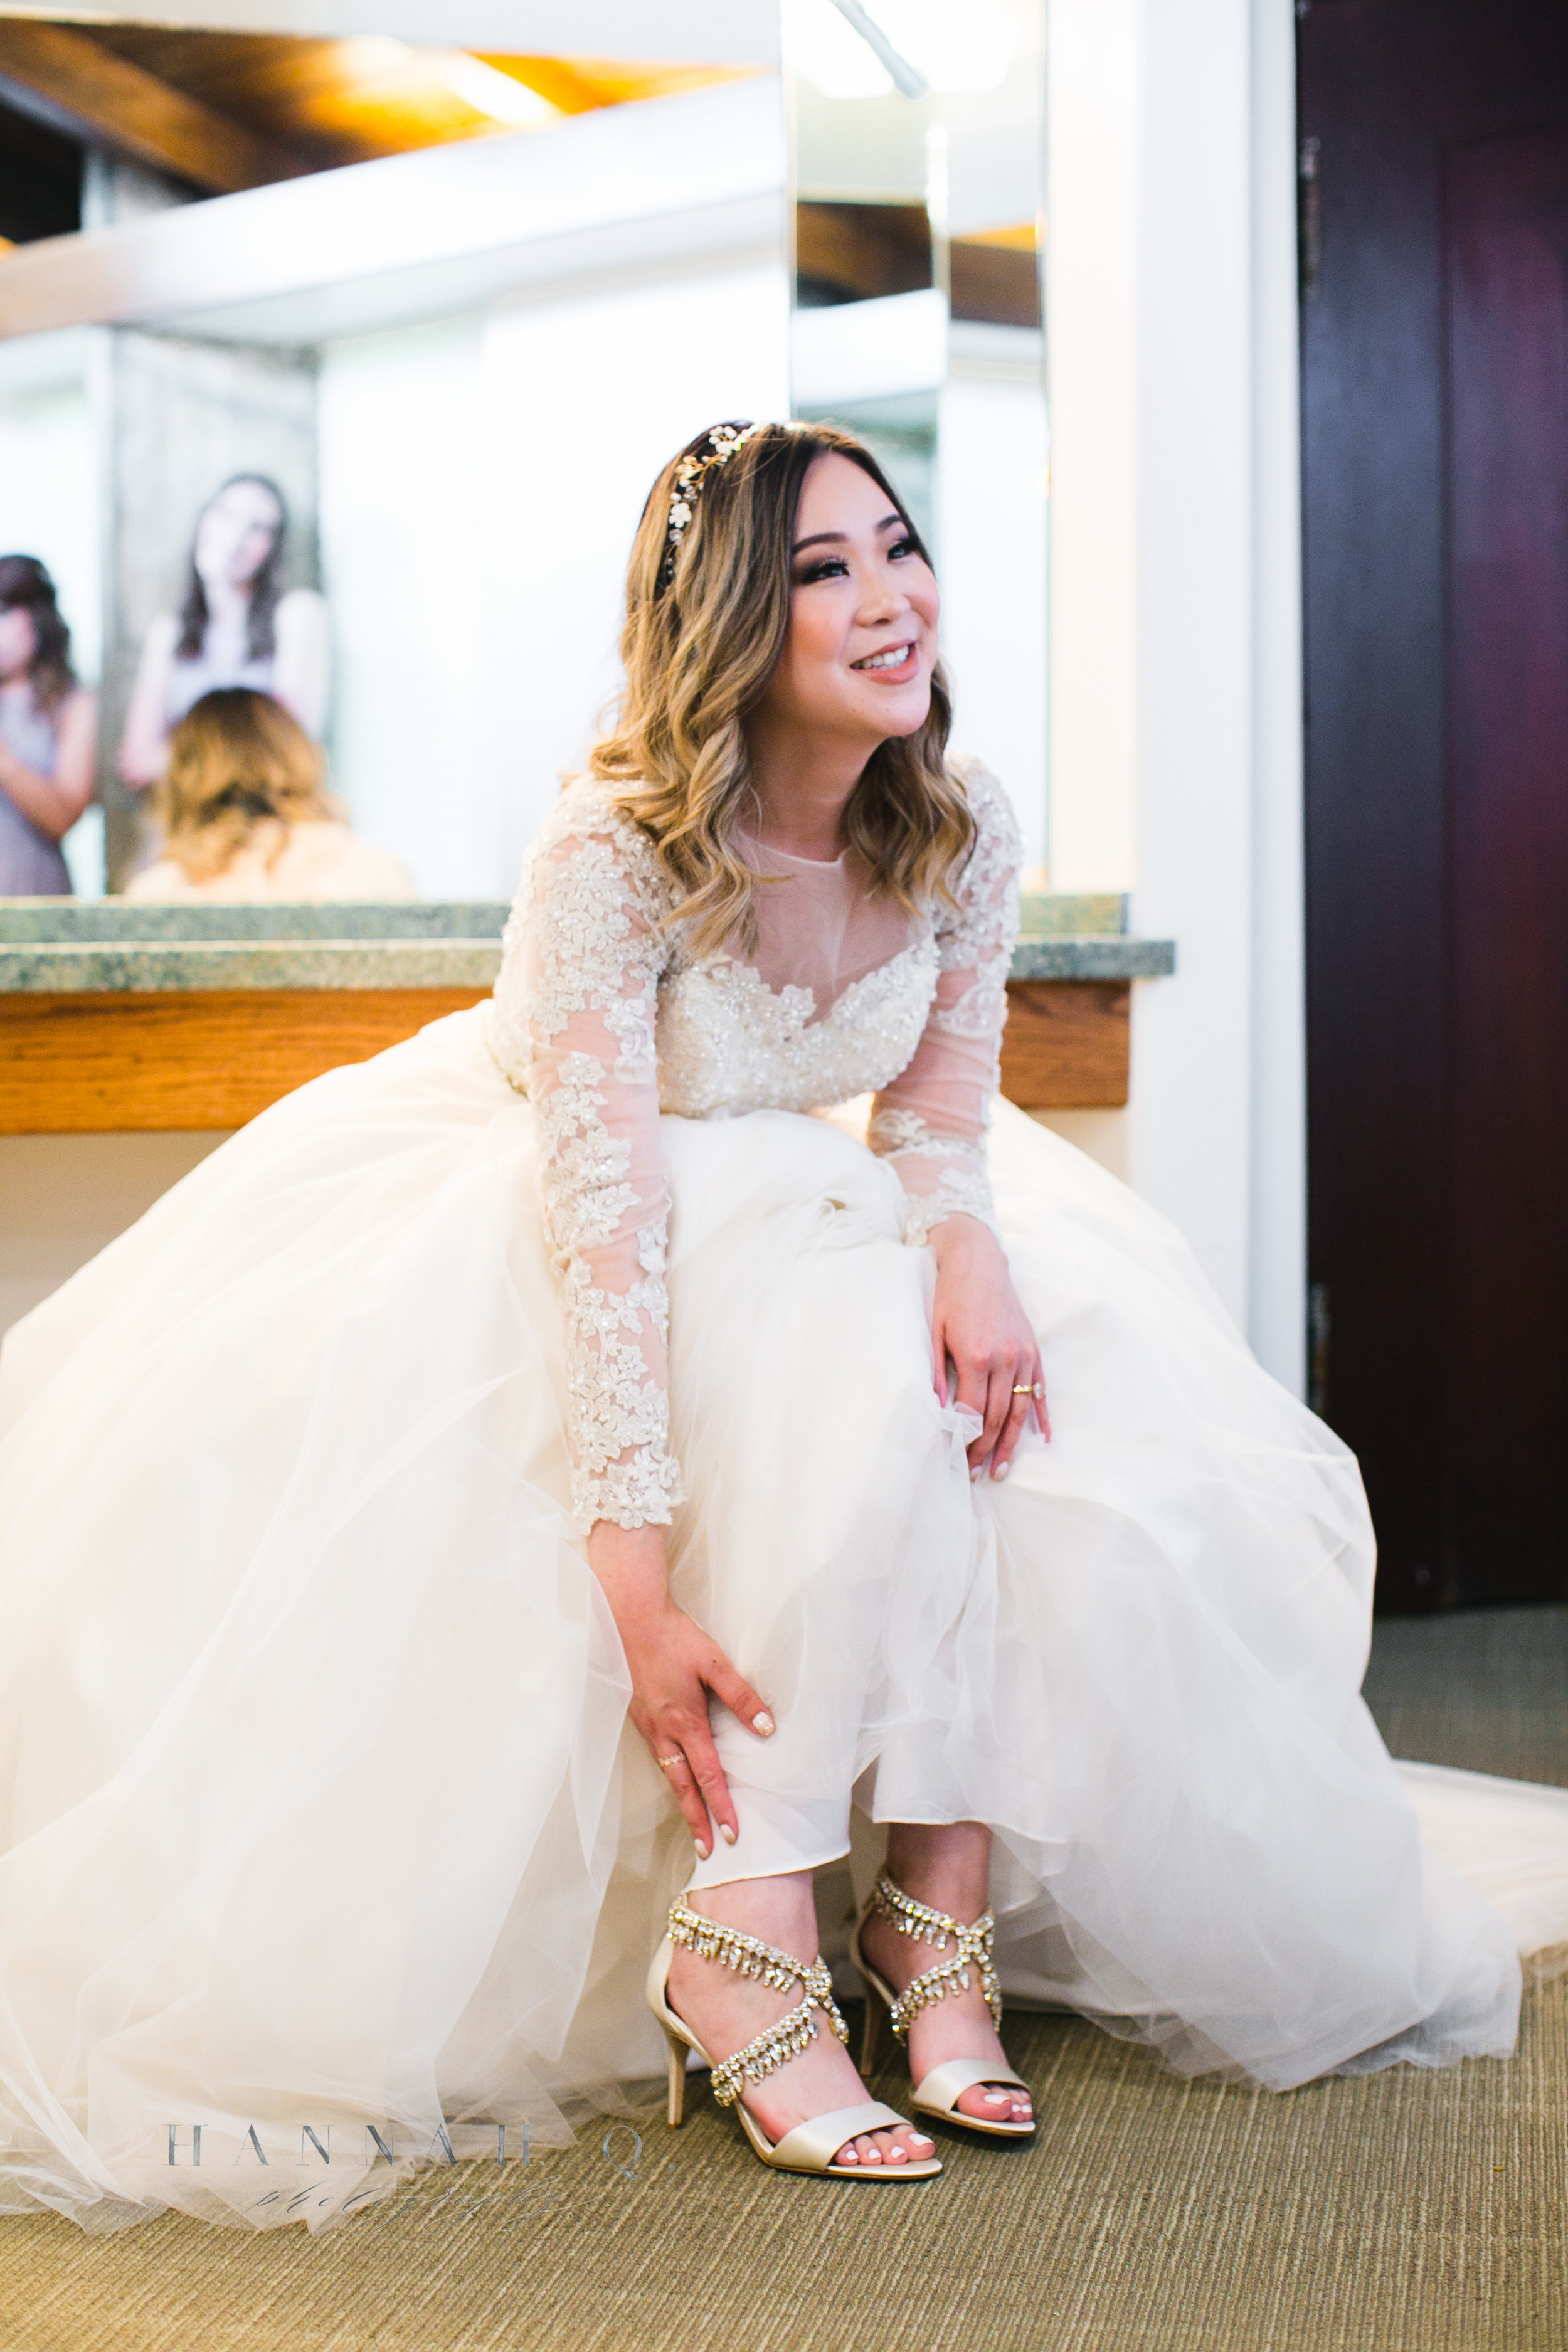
[0,421,1561,2228]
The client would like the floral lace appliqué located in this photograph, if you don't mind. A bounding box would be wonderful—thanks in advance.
[487,787,680,1530]
[866,760,1020,1244]
[485,763,1022,1518]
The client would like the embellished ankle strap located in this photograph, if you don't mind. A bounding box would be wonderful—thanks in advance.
[866,1870,1002,2041]
[667,1898,849,2108]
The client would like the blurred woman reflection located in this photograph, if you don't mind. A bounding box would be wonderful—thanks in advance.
[0,554,97,898]
[123,687,413,902]
[118,474,329,790]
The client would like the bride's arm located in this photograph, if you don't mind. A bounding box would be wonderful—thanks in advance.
[497,800,771,1848]
[868,763,1047,1478]
[504,809,681,1530]
[587,1522,771,1859]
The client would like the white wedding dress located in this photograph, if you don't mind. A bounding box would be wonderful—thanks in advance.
[0,763,1563,2233]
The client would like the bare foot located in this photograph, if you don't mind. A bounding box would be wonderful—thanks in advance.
[669,1876,935,2171]
[864,1823,1034,2131]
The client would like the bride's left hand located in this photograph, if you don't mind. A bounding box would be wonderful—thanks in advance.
[929,1216,1049,1479]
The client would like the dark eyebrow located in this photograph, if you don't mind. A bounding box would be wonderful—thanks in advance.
[791,512,906,554]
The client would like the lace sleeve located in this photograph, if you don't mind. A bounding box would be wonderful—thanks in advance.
[868,758,1022,1248]
[494,787,682,1529]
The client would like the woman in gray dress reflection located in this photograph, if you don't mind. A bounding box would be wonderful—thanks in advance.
[117,474,329,792]
[0,555,97,898]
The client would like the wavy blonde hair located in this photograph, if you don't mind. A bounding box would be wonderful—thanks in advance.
[590,420,975,955]
[156,687,341,882]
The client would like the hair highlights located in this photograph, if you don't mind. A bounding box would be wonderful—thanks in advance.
[590,420,974,956]
[0,554,77,714]
[156,687,339,881]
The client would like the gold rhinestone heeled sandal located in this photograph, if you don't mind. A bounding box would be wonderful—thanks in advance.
[850,1870,1035,2139]
[645,1897,941,2181]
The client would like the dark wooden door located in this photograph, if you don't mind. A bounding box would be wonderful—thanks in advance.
[1300,0,1568,1611]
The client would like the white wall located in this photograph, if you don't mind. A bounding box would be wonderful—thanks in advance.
[319,258,791,898]
[1246,0,1308,1399]
[938,347,1049,874]
[318,314,495,897]
[1045,0,1305,1392]
[0,1133,226,1342]
[481,262,792,887]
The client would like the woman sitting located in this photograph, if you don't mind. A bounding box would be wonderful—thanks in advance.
[124,686,414,902]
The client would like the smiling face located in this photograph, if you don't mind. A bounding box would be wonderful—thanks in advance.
[751,451,940,760]
[193,479,283,593]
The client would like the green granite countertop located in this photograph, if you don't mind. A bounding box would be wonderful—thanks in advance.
[0,897,1175,993]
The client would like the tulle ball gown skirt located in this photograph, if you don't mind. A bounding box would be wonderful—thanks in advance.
[0,1006,1553,2230]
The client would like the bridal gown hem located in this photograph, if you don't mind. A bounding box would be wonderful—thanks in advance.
[0,762,1563,2233]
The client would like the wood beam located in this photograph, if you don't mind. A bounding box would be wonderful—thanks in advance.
[0,988,489,1133]
[0,978,1130,1135]
[999,982,1130,1108]
[0,21,308,195]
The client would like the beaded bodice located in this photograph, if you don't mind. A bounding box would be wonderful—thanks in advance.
[485,759,1021,1528]
[652,935,941,1120]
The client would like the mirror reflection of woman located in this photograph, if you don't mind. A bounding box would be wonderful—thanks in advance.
[124,689,415,904]
[117,474,329,792]
[0,555,97,898]
[0,423,1563,2230]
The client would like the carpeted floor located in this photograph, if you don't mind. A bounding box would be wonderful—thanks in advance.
[4,1607,1565,2352]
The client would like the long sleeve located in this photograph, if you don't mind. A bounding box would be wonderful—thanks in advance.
[494,793,682,1528]
[867,760,1022,1247]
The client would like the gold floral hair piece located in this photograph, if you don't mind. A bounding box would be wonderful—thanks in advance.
[659,421,766,587]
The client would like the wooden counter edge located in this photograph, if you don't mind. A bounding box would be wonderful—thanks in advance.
[0,980,1130,1135]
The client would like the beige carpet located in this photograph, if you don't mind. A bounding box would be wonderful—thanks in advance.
[4,1608,1565,2352]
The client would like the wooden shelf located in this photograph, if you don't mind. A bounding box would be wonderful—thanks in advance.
[0,978,1130,1135]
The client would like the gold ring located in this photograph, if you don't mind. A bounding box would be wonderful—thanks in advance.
[1012,1384,1036,1396]
[657,1754,684,1771]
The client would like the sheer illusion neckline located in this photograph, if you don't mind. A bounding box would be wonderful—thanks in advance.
[737,830,849,872]
[727,827,919,1019]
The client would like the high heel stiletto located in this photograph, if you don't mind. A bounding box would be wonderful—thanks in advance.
[645,1897,941,2181]
[850,1870,1035,2139]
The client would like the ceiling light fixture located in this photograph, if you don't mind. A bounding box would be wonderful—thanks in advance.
[429,52,559,127]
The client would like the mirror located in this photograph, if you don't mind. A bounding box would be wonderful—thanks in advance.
[0,3,1045,904]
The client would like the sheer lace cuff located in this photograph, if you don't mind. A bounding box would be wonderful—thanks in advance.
[900,1167,998,1249]
[867,1108,999,1248]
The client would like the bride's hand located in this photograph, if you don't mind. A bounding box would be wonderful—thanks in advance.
[586,1522,774,1859]
[929,1216,1049,1480]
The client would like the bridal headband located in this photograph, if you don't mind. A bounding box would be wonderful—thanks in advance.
[660,421,766,586]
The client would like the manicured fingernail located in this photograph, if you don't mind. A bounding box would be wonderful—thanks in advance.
[754,1712,775,1736]
[694,1838,709,1859]
[992,1461,1009,1481]
[718,1823,736,1845]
